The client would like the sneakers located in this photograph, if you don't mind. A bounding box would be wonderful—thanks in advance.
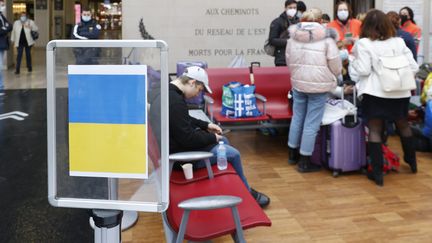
[250,188,270,208]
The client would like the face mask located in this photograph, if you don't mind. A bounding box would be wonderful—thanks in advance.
[82,16,91,22]
[286,9,297,18]
[20,16,27,22]
[0,6,5,13]
[322,23,328,28]
[296,12,303,19]
[400,15,408,25]
[337,10,349,21]
[339,49,349,61]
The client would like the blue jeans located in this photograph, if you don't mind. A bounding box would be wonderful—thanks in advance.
[0,50,4,90]
[288,90,327,155]
[194,137,250,190]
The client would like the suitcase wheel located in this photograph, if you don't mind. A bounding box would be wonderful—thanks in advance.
[332,171,339,178]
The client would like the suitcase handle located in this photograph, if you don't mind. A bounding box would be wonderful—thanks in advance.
[249,62,260,85]
[341,81,357,126]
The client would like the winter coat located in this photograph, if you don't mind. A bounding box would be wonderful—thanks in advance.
[349,37,419,99]
[0,13,12,50]
[11,19,38,47]
[285,22,342,93]
[268,12,299,66]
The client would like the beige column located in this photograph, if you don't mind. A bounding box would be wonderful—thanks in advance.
[34,0,50,47]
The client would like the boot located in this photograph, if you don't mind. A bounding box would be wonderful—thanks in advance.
[367,142,384,186]
[297,155,321,173]
[288,147,299,165]
[400,136,417,173]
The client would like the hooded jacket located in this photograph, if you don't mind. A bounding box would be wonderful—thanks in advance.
[285,22,342,93]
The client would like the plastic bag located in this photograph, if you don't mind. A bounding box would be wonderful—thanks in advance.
[321,98,357,125]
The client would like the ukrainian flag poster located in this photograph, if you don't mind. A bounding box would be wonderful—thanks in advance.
[68,65,148,179]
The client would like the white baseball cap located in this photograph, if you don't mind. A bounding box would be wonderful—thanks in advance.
[182,66,212,94]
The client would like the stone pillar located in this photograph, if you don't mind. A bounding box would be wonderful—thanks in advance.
[34,0,50,47]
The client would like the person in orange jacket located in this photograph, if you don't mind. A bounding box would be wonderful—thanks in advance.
[327,1,361,53]
[399,6,422,51]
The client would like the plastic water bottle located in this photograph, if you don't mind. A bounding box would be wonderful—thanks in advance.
[217,141,228,170]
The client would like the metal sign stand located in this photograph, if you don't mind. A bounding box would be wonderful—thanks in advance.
[47,40,170,243]
[90,178,138,231]
[90,209,123,243]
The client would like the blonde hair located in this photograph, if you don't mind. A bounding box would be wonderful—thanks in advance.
[301,8,323,22]
[356,12,367,22]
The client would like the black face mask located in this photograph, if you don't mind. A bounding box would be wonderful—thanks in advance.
[400,15,408,25]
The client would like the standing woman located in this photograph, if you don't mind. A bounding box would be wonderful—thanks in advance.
[11,12,38,74]
[349,10,419,186]
[286,8,342,172]
[386,11,417,61]
[399,6,421,51]
[327,1,361,53]
[0,0,12,94]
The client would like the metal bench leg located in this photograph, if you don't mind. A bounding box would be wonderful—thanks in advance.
[231,206,245,243]
[204,158,214,179]
[176,210,191,243]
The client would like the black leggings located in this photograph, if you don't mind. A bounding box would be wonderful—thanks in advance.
[368,118,412,143]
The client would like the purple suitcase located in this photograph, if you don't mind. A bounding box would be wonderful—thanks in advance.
[176,61,208,107]
[327,85,366,177]
[311,85,366,176]
[326,119,366,177]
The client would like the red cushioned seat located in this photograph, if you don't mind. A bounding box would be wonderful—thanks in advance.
[253,67,293,120]
[167,165,271,241]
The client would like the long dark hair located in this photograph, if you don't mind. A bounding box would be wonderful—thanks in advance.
[400,6,416,24]
[360,9,396,41]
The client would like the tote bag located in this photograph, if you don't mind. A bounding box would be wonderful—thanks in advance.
[221,82,261,118]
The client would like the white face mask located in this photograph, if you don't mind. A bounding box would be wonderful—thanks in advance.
[296,12,303,19]
[20,16,27,22]
[82,16,91,22]
[0,6,6,13]
[337,10,349,21]
[286,9,297,18]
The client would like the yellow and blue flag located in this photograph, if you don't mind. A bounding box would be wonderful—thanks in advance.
[68,65,148,179]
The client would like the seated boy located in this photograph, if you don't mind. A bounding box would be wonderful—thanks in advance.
[149,66,270,208]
